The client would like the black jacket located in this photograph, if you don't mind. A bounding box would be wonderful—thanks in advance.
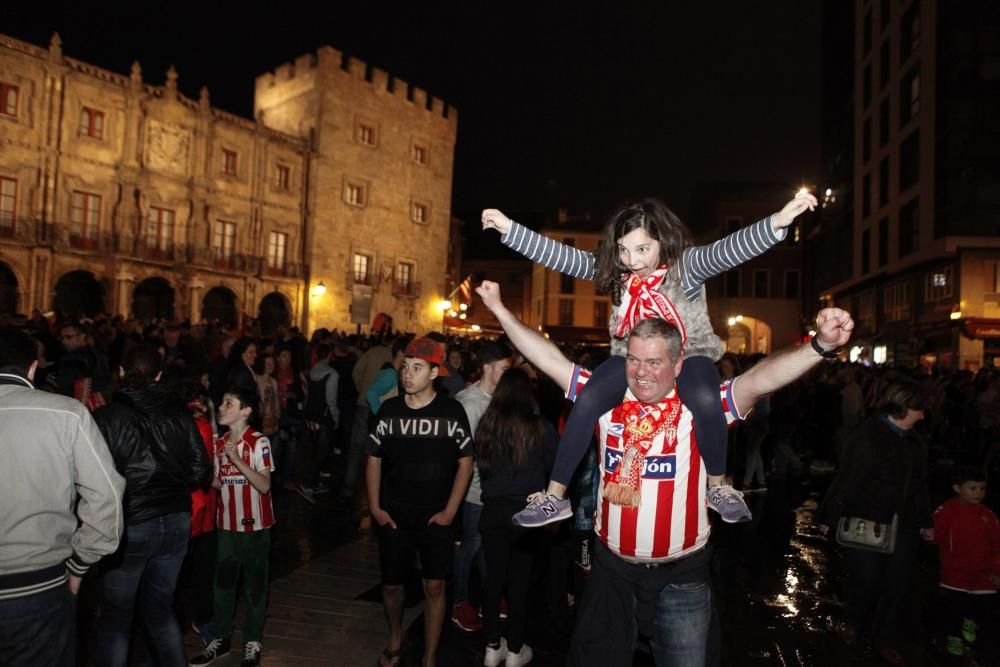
[819,416,933,530]
[94,385,212,524]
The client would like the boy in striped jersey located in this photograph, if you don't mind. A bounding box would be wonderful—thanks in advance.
[190,385,274,667]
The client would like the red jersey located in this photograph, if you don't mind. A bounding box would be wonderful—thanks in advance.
[214,427,275,532]
[568,366,745,562]
[933,497,1000,593]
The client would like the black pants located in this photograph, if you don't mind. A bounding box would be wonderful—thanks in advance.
[480,498,539,653]
[940,587,996,639]
[843,533,919,642]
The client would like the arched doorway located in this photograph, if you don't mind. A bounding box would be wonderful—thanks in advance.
[53,270,105,318]
[725,316,773,355]
[257,292,290,335]
[132,277,175,321]
[202,286,237,328]
[0,262,17,315]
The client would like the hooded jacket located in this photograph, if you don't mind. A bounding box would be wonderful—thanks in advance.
[94,383,212,524]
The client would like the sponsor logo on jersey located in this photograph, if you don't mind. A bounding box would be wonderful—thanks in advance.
[604,448,676,479]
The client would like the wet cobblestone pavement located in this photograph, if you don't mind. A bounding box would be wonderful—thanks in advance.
[80,462,1000,665]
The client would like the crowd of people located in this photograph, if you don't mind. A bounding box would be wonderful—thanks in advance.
[2,196,1000,667]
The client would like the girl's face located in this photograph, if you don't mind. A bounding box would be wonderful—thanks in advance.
[277,350,292,368]
[242,344,257,367]
[617,227,662,277]
[263,356,275,374]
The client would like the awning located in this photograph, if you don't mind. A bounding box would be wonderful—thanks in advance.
[963,318,1000,340]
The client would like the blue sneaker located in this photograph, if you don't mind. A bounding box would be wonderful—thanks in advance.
[707,484,752,523]
[512,492,572,527]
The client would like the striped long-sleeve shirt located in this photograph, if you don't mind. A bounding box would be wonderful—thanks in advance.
[502,215,786,359]
[501,215,785,302]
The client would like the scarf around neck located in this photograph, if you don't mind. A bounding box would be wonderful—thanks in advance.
[612,267,686,344]
[603,391,683,508]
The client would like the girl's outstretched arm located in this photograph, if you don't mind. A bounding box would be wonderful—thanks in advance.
[482,208,597,280]
[680,192,817,299]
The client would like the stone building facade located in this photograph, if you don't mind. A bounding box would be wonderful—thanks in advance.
[0,32,457,334]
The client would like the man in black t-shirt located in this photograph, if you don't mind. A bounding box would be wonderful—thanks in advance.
[366,337,473,667]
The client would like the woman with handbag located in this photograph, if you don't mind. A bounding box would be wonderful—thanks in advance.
[818,379,935,665]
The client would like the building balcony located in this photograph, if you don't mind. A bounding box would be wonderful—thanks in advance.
[345,270,376,289]
[391,280,421,298]
[0,219,59,246]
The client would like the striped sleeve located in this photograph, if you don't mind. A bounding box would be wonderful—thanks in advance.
[502,222,597,280]
[680,215,787,300]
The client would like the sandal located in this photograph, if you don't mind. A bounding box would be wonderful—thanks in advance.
[377,642,405,667]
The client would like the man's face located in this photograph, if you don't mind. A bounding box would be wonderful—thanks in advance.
[60,327,84,351]
[483,358,512,386]
[401,357,437,395]
[625,336,683,404]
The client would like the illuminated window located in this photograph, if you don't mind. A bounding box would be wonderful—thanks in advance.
[396,261,414,293]
[0,176,16,235]
[146,207,174,256]
[558,299,573,326]
[411,201,428,223]
[358,123,376,146]
[0,82,18,117]
[593,301,609,328]
[353,253,371,284]
[267,231,287,272]
[412,143,428,165]
[884,282,912,321]
[275,164,290,190]
[70,191,101,247]
[212,220,236,265]
[78,107,104,139]
[345,181,366,207]
[858,291,876,330]
[925,267,953,302]
[222,149,238,176]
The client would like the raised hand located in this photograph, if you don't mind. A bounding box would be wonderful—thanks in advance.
[815,308,855,349]
[481,209,513,234]
[771,192,818,230]
[475,281,503,312]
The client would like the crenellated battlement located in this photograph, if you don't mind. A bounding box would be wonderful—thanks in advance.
[255,45,456,123]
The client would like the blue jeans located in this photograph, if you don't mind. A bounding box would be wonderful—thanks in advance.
[96,512,191,667]
[452,501,486,604]
[649,580,711,665]
[571,541,712,666]
[0,575,75,666]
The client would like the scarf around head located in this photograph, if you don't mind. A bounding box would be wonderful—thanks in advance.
[603,392,683,508]
[612,267,686,344]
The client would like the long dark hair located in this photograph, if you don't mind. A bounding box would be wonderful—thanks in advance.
[594,198,692,306]
[476,368,544,477]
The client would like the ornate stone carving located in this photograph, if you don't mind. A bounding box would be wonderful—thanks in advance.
[145,120,190,173]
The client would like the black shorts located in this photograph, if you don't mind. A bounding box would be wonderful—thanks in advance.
[377,521,454,584]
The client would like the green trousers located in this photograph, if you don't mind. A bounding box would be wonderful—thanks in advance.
[213,529,271,643]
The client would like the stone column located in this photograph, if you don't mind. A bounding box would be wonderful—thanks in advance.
[189,279,204,323]
[115,271,135,319]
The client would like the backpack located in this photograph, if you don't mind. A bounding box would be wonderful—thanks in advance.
[303,373,335,424]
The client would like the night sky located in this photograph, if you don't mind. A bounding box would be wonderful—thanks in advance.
[2,2,824,254]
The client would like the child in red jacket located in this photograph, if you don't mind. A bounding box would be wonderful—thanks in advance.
[932,466,1000,658]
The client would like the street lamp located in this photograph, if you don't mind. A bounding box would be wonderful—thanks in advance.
[311,281,326,297]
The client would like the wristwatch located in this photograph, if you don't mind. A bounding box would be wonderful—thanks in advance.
[810,335,839,359]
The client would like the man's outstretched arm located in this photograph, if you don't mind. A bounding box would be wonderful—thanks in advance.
[475,281,575,391]
[731,307,854,415]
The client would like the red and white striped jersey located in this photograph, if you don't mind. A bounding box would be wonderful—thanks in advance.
[568,367,744,562]
[214,427,275,532]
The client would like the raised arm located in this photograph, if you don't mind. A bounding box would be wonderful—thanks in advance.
[475,281,575,390]
[681,193,817,297]
[482,209,597,280]
[730,306,853,415]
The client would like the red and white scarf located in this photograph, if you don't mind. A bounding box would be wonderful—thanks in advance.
[603,393,683,508]
[612,267,686,343]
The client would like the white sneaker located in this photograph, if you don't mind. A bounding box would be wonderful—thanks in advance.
[484,638,508,666]
[506,644,533,666]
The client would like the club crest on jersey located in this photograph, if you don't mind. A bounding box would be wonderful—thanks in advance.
[604,449,676,479]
